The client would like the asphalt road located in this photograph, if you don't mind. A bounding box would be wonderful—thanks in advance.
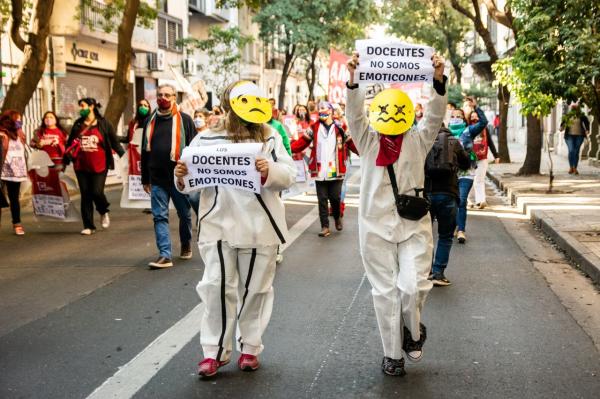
[0,167,599,399]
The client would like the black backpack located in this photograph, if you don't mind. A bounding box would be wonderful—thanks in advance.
[425,128,458,178]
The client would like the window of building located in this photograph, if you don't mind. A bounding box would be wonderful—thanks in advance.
[157,14,183,52]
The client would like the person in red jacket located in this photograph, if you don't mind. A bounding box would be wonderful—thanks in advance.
[292,101,358,237]
[30,111,67,168]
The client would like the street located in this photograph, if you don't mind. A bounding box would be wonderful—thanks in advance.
[0,166,599,399]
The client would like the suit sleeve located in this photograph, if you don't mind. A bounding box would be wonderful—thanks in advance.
[346,85,376,154]
[263,133,296,192]
[416,76,448,152]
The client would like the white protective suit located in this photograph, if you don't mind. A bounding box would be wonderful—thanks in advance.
[346,82,447,360]
[177,126,296,361]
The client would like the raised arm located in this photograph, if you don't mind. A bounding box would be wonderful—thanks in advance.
[345,52,376,154]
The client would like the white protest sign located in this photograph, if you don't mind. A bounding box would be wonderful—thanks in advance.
[128,175,150,200]
[180,143,262,194]
[355,39,434,85]
[32,194,66,219]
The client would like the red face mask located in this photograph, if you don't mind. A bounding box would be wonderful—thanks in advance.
[157,98,172,110]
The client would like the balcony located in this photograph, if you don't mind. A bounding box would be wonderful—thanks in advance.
[189,0,230,22]
[80,0,120,33]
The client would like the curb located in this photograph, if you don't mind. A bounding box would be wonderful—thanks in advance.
[487,170,600,285]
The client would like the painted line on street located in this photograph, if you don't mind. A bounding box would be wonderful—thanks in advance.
[85,202,320,399]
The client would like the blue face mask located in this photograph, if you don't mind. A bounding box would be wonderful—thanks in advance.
[14,120,23,130]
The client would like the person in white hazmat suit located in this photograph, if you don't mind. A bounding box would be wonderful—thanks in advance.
[174,81,296,378]
[346,52,448,376]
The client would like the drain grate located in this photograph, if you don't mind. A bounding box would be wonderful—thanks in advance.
[568,231,600,242]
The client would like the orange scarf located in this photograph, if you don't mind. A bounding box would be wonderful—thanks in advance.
[144,103,185,161]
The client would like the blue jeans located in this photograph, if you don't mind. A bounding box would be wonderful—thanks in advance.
[564,134,585,168]
[151,184,192,259]
[428,193,457,274]
[456,178,474,232]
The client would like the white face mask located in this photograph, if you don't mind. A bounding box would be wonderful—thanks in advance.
[194,118,205,128]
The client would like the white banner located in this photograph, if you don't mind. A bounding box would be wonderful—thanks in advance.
[180,143,262,194]
[355,39,434,85]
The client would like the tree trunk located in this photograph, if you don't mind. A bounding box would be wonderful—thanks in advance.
[104,0,140,130]
[1,0,56,114]
[517,115,542,175]
[450,59,462,84]
[497,84,511,163]
[277,45,295,110]
[305,47,319,101]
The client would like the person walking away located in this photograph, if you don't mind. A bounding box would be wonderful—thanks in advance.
[561,103,590,175]
[0,110,28,235]
[175,80,296,378]
[30,111,67,169]
[468,110,499,209]
[346,52,447,376]
[493,113,500,137]
[447,98,488,244]
[64,98,125,235]
[292,100,358,237]
[424,126,471,286]
[141,84,195,268]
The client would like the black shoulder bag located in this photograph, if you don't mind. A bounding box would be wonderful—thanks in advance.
[386,164,431,221]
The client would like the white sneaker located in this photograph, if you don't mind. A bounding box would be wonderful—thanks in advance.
[101,213,110,229]
[81,228,95,235]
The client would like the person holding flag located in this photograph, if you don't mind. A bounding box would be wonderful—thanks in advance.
[346,50,447,376]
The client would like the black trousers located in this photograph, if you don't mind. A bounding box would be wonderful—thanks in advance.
[2,180,22,224]
[315,179,343,228]
[75,171,109,230]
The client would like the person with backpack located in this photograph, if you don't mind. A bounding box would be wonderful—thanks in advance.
[346,52,447,377]
[424,126,471,286]
[468,111,499,209]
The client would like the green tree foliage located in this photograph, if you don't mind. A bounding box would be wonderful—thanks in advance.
[500,0,600,123]
[254,0,378,105]
[182,26,252,100]
[386,0,470,83]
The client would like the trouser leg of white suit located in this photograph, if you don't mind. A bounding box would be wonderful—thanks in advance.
[360,230,433,359]
[235,245,277,356]
[473,159,488,204]
[197,240,277,361]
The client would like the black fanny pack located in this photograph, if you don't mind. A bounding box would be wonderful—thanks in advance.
[387,165,431,221]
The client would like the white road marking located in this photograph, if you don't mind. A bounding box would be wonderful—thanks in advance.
[85,199,322,399]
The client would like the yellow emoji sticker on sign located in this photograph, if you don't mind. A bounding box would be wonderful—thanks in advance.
[229,81,272,124]
[369,88,415,135]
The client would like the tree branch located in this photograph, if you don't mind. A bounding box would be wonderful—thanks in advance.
[450,0,476,22]
[10,0,27,51]
[481,0,512,29]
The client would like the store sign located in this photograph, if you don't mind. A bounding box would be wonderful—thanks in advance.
[71,42,100,64]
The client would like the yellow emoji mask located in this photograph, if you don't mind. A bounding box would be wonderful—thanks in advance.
[369,89,415,135]
[229,81,272,124]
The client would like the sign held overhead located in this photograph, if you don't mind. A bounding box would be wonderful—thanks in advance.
[354,39,434,85]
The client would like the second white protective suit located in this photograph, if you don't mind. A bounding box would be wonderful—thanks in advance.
[346,82,447,360]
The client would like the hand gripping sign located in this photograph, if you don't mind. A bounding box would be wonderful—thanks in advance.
[354,39,434,85]
[179,143,263,194]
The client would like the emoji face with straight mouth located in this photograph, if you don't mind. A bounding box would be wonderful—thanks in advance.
[229,81,272,124]
[369,88,415,135]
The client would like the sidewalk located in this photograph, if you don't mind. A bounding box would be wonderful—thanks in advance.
[487,141,600,284]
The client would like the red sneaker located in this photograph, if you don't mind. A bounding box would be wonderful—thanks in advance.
[238,354,260,371]
[197,358,229,378]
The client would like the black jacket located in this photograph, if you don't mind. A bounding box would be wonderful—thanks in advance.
[64,117,125,170]
[425,127,471,199]
[141,111,195,188]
